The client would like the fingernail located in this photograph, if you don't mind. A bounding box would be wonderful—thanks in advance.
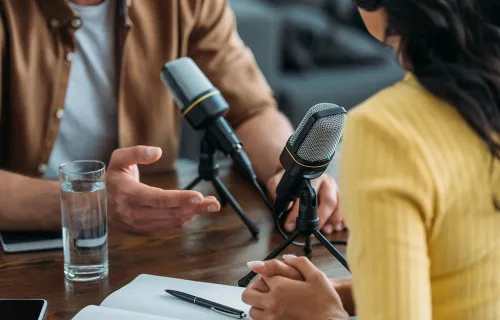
[190,197,202,204]
[286,221,296,231]
[208,204,218,212]
[323,224,333,234]
[335,223,343,232]
[146,147,155,159]
[282,254,297,260]
[247,261,265,270]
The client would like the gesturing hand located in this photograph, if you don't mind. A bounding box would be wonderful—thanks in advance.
[266,170,344,234]
[107,146,221,234]
[242,256,349,320]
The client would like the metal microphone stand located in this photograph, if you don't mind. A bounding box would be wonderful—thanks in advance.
[184,133,259,238]
[237,180,349,287]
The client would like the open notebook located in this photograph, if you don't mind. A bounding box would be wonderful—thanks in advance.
[73,274,250,319]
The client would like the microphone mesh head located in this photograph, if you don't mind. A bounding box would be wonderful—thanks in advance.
[289,103,336,146]
[291,103,346,162]
[163,57,214,107]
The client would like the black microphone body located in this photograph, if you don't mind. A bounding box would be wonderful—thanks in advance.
[207,118,256,181]
[273,163,306,219]
[273,104,347,218]
[161,58,256,181]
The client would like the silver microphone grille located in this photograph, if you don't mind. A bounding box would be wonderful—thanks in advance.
[291,103,346,163]
[163,57,215,106]
[289,103,336,146]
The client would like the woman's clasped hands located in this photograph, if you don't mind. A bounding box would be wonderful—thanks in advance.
[242,255,349,320]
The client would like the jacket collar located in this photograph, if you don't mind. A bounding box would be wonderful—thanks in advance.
[38,0,77,28]
[38,0,133,28]
[120,0,134,27]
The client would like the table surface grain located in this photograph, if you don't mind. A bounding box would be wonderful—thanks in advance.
[0,161,349,320]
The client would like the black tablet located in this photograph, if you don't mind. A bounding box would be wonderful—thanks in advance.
[0,299,48,320]
[0,229,107,253]
[0,231,63,253]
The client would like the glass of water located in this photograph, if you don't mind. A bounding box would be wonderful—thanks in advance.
[59,160,108,282]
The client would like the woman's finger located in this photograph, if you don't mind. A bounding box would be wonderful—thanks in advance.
[250,276,269,293]
[247,259,304,281]
[242,288,269,310]
[249,307,267,320]
[282,256,323,281]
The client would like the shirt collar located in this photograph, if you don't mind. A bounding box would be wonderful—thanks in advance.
[38,0,133,28]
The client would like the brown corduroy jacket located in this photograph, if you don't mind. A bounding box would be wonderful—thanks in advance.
[0,0,276,177]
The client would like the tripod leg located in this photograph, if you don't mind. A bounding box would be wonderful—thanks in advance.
[211,179,228,207]
[304,236,312,255]
[238,229,301,287]
[184,177,202,191]
[313,230,350,272]
[213,177,259,238]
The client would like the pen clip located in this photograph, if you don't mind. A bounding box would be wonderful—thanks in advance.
[210,307,246,319]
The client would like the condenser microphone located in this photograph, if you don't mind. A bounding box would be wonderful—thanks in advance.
[273,103,347,218]
[161,57,257,182]
[237,104,348,286]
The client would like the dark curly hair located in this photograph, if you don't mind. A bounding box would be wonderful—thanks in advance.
[383,0,500,159]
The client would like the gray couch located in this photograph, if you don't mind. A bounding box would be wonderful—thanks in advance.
[179,0,404,159]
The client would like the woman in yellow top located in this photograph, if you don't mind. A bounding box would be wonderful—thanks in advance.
[242,0,500,319]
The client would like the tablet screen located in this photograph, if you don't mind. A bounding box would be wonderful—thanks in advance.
[0,299,47,320]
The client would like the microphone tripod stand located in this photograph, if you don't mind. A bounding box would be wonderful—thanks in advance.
[238,180,349,287]
[184,134,259,238]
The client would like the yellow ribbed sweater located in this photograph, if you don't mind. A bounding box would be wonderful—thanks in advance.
[340,74,500,320]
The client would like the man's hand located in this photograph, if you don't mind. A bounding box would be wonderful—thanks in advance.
[266,170,344,234]
[107,146,221,234]
[242,256,349,320]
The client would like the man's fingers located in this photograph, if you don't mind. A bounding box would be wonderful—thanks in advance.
[328,206,344,233]
[316,178,339,233]
[284,201,299,232]
[282,256,323,282]
[324,189,343,233]
[118,211,200,234]
[247,259,304,281]
[135,185,206,208]
[144,215,198,234]
[116,198,221,233]
[115,213,197,234]
[109,146,162,169]
[265,170,284,200]
[130,200,220,223]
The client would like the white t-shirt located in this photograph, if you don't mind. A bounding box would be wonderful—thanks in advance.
[45,0,118,179]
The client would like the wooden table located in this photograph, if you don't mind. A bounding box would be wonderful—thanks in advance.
[0,161,349,320]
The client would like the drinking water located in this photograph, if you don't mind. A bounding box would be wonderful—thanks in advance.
[61,180,108,282]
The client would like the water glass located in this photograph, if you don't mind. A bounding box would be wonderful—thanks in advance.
[59,160,108,282]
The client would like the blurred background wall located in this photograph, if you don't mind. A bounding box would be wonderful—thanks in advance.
[180,0,404,160]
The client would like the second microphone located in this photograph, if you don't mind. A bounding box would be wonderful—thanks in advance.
[161,57,257,183]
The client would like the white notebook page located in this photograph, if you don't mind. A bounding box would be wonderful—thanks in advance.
[100,274,250,319]
[73,305,178,320]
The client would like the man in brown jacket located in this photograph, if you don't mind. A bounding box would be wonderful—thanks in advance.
[0,0,343,234]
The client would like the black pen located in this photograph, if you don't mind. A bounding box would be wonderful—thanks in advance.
[165,289,247,319]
